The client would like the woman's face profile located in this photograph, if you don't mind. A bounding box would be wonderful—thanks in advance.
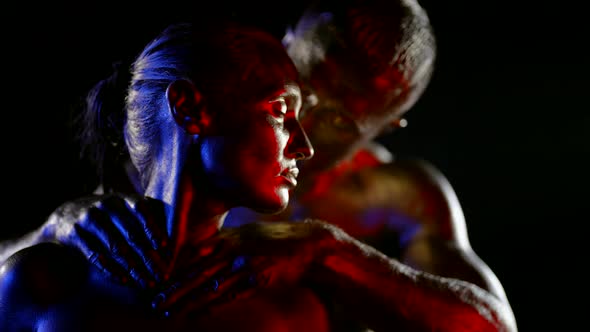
[198,43,313,213]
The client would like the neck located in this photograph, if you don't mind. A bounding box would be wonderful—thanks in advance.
[143,137,230,271]
[147,171,230,272]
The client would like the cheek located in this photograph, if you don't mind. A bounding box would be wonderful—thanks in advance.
[199,138,226,174]
[237,135,291,212]
[233,123,286,180]
[246,124,284,161]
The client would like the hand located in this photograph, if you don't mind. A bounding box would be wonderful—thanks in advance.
[151,219,352,318]
[42,194,171,289]
[150,233,269,319]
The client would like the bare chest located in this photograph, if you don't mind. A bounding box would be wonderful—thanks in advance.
[299,168,416,233]
[169,287,331,332]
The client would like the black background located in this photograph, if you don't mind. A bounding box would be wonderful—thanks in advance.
[2,1,588,330]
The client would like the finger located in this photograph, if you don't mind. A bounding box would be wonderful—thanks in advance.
[153,257,231,311]
[100,196,168,283]
[134,196,170,253]
[166,235,245,291]
[168,263,267,318]
[81,205,156,289]
[73,223,134,285]
[179,235,230,269]
[161,255,273,316]
[152,238,243,308]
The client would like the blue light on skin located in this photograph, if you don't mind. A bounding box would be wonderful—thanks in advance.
[232,256,247,272]
[361,208,420,248]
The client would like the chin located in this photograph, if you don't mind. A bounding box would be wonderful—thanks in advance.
[251,189,290,215]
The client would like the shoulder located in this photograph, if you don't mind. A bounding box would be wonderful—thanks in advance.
[0,242,90,330]
[47,193,138,220]
[367,156,472,243]
[377,156,450,187]
[42,193,142,240]
[373,156,462,209]
[354,144,452,190]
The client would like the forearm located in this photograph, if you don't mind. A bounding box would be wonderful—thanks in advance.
[315,238,517,332]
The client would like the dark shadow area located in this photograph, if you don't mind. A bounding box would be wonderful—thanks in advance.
[1,1,587,330]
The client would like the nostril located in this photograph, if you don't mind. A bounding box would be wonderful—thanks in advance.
[296,146,314,160]
[295,152,306,160]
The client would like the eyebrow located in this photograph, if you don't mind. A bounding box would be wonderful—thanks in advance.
[272,84,300,98]
[268,84,302,109]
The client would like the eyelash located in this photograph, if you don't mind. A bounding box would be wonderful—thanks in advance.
[268,99,288,122]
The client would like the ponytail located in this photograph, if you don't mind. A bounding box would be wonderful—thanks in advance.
[74,60,131,186]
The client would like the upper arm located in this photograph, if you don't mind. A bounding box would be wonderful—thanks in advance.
[0,242,90,331]
[388,158,512,303]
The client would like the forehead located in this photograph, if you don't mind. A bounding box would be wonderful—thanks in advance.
[304,52,403,120]
[244,73,302,108]
[262,83,302,103]
[238,50,301,102]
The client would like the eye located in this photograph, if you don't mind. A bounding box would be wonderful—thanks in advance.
[265,98,289,125]
[323,109,357,132]
[269,98,287,116]
[271,98,287,116]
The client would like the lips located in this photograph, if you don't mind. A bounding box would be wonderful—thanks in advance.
[280,167,299,187]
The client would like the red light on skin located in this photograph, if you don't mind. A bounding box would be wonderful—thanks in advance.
[280,167,299,187]
[301,148,382,202]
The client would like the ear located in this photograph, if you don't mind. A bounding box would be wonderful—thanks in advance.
[378,117,408,136]
[391,117,408,129]
[166,79,211,135]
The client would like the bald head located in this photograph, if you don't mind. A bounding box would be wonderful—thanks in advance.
[284,0,436,113]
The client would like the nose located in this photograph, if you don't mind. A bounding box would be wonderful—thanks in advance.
[286,120,314,161]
